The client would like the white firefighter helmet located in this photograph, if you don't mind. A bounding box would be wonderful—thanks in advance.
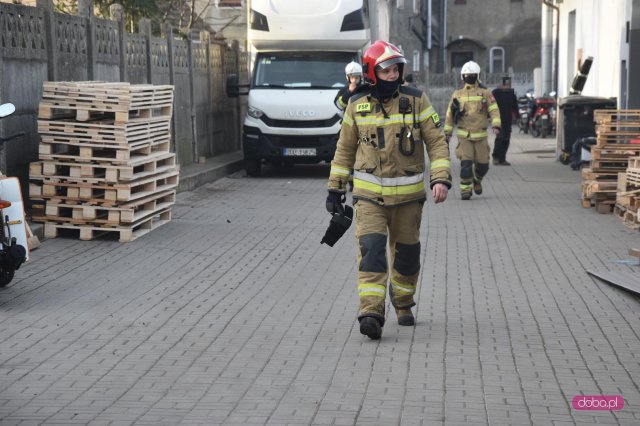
[345,61,363,80]
[460,61,481,78]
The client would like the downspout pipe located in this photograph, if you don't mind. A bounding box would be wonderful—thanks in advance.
[541,0,560,93]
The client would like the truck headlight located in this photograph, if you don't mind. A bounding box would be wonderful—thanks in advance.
[248,107,264,119]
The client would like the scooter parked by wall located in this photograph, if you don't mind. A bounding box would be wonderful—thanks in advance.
[529,94,557,138]
[516,95,531,133]
[0,103,28,286]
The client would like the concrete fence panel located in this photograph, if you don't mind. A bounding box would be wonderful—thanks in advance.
[0,1,247,202]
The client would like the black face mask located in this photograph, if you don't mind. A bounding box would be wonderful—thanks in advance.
[374,78,401,100]
[463,75,478,85]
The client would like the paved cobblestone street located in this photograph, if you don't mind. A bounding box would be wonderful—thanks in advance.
[1,133,639,425]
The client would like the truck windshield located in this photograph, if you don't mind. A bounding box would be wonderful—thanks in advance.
[253,52,356,89]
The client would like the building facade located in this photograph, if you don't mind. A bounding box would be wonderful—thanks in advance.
[196,0,247,46]
[388,0,541,76]
[443,0,541,73]
[544,0,640,108]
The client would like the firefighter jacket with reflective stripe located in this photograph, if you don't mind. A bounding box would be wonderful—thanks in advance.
[444,82,501,140]
[328,86,452,206]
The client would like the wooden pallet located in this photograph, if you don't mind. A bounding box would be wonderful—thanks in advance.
[30,152,177,183]
[43,207,172,242]
[40,81,173,111]
[38,104,173,124]
[591,147,640,161]
[596,135,640,146]
[30,170,179,204]
[581,167,618,181]
[622,209,640,230]
[614,204,627,220]
[32,189,176,224]
[38,117,171,146]
[38,136,171,164]
[596,123,640,133]
[626,168,640,186]
[594,109,640,124]
[590,159,629,171]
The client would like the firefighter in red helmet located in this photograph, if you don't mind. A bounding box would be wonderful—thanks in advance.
[325,40,452,340]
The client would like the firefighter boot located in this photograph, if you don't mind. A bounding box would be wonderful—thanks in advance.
[461,191,472,200]
[359,316,382,340]
[396,308,415,326]
[473,179,482,195]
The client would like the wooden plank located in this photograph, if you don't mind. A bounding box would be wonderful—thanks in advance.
[32,189,176,224]
[38,117,171,146]
[30,170,179,204]
[31,153,177,184]
[44,208,172,242]
[594,109,640,124]
[587,269,640,295]
[38,137,171,165]
[630,248,640,258]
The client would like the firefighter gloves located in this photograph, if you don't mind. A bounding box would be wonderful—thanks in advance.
[325,191,346,215]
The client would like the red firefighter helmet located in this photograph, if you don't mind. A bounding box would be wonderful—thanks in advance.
[362,40,407,85]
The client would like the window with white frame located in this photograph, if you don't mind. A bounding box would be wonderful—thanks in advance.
[413,0,419,14]
[413,50,420,72]
[489,47,505,73]
[397,0,404,9]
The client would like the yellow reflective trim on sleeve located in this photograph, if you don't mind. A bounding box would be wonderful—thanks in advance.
[343,114,354,126]
[488,103,498,112]
[390,278,415,295]
[492,118,501,126]
[430,159,451,170]
[356,102,372,113]
[358,283,386,298]
[444,124,453,132]
[331,165,351,176]
[418,106,436,121]
[338,98,347,109]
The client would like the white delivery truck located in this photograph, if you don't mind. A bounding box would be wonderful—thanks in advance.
[226,0,370,176]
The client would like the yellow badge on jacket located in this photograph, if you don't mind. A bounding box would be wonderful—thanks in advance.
[356,103,372,113]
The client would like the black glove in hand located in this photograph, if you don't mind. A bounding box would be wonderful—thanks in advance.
[326,191,346,215]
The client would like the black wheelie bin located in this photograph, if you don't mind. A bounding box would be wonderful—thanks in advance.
[557,95,617,163]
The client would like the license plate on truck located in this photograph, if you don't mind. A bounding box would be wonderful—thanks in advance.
[283,148,316,156]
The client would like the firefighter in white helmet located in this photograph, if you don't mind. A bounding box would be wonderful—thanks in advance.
[334,61,364,112]
[444,60,501,200]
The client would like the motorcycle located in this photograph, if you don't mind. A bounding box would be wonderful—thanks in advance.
[0,103,28,287]
[529,95,556,138]
[516,96,531,133]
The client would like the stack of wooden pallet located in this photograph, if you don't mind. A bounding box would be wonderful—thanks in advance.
[581,109,640,213]
[614,157,640,229]
[30,81,179,242]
